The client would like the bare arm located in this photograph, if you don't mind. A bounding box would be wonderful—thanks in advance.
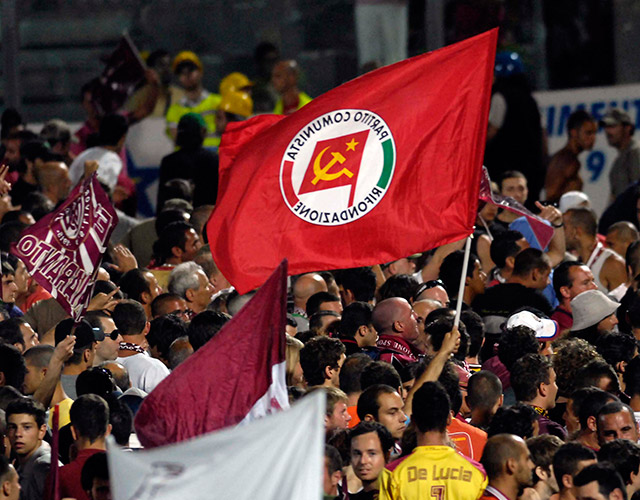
[603,254,628,291]
[403,327,460,417]
[420,239,466,282]
[32,335,75,407]
[129,69,161,123]
[535,201,565,268]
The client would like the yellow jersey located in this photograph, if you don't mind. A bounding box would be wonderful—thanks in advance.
[380,445,487,500]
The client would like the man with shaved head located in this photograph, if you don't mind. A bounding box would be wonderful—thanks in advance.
[372,297,421,367]
[480,434,535,500]
[412,299,442,354]
[271,59,312,115]
[35,161,71,206]
[606,221,639,260]
[292,273,327,329]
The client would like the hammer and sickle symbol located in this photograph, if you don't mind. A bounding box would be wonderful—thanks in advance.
[311,147,354,185]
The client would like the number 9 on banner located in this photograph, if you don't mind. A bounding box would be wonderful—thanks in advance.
[586,151,606,182]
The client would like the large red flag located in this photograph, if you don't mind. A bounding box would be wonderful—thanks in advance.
[208,30,497,294]
[134,260,289,447]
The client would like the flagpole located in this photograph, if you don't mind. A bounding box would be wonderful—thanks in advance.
[453,234,473,329]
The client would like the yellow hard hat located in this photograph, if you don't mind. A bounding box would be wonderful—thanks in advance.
[218,91,253,118]
[219,72,254,96]
[172,51,203,73]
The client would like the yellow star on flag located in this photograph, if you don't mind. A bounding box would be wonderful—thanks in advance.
[345,138,359,151]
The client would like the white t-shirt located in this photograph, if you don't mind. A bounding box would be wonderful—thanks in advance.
[69,146,122,190]
[116,352,170,394]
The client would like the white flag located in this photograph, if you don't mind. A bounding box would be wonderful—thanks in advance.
[108,391,325,500]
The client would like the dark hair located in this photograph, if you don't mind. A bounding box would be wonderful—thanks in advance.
[461,310,484,358]
[348,421,395,457]
[575,359,620,394]
[0,222,27,253]
[325,444,342,475]
[70,394,110,442]
[108,397,133,446]
[526,435,564,484]
[573,463,627,499]
[567,110,596,133]
[426,314,467,353]
[553,338,601,397]
[147,314,188,360]
[335,267,376,302]
[151,292,185,318]
[467,371,502,410]
[0,344,26,390]
[499,170,527,188]
[437,361,463,415]
[98,114,128,147]
[595,332,637,370]
[624,356,640,397]
[553,261,584,301]
[439,250,478,299]
[187,311,229,352]
[497,326,539,371]
[597,401,633,423]
[512,248,550,277]
[23,344,54,368]
[357,384,398,421]
[490,230,525,268]
[487,403,538,439]
[360,361,401,391]
[339,353,372,395]
[339,302,373,339]
[577,388,618,429]
[1,108,23,140]
[112,300,147,336]
[626,240,640,279]
[553,443,597,492]
[309,311,340,333]
[155,209,189,235]
[152,221,194,264]
[119,268,152,303]
[299,336,345,386]
[80,452,109,492]
[377,274,419,302]
[566,208,598,238]
[598,439,640,486]
[305,292,340,317]
[76,367,116,399]
[412,382,451,433]
[511,353,553,403]
[0,318,26,349]
[6,398,46,427]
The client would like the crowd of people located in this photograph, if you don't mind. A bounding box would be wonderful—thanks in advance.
[0,43,640,500]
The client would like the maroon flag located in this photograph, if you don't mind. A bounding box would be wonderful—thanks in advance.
[91,34,147,116]
[134,260,290,448]
[479,167,554,249]
[10,174,118,321]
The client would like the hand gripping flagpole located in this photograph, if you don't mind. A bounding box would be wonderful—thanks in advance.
[453,233,473,330]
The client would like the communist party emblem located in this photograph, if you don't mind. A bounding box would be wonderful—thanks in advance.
[298,130,369,207]
[280,109,396,226]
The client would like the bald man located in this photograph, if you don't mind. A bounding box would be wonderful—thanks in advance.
[412,299,442,354]
[292,273,327,330]
[372,297,421,367]
[606,221,639,260]
[271,60,312,115]
[35,161,72,205]
[480,434,535,500]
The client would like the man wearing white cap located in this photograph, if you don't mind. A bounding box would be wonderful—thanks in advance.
[506,310,560,357]
[558,191,590,214]
[570,290,620,345]
[601,108,640,200]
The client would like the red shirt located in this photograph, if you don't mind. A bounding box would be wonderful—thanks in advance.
[59,448,105,500]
